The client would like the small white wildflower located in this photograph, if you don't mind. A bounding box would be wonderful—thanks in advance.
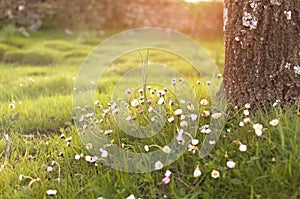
[239,144,247,152]
[190,114,198,121]
[211,112,222,119]
[201,128,212,134]
[187,103,195,111]
[243,109,250,116]
[126,116,132,121]
[174,109,183,116]
[245,103,251,109]
[157,97,164,105]
[269,119,279,127]
[167,117,174,123]
[209,140,216,145]
[193,165,201,178]
[201,110,210,117]
[162,146,171,154]
[191,139,199,145]
[165,170,172,177]
[180,121,188,127]
[200,99,208,106]
[253,123,263,136]
[239,122,245,127]
[131,99,139,107]
[148,106,153,113]
[75,154,81,160]
[211,170,220,179]
[273,100,280,107]
[100,148,108,158]
[226,160,236,169]
[180,115,186,120]
[126,194,135,199]
[85,155,92,162]
[144,145,149,152]
[10,102,16,109]
[46,189,57,196]
[154,160,164,170]
[86,143,93,150]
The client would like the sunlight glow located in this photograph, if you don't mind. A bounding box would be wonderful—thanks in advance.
[184,0,212,3]
[184,0,222,3]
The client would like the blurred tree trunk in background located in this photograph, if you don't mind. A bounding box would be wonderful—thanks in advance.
[223,0,300,108]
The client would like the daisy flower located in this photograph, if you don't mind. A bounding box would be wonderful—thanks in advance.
[174,109,183,116]
[253,123,263,136]
[162,146,171,154]
[239,143,247,152]
[226,160,236,169]
[180,121,188,127]
[154,160,164,170]
[211,170,220,179]
[201,110,210,118]
[75,154,81,160]
[243,109,250,116]
[269,119,279,127]
[200,99,208,106]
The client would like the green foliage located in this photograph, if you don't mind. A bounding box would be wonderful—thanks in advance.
[0,30,299,199]
[44,40,75,51]
[3,49,62,66]
[0,25,19,39]
[0,43,16,59]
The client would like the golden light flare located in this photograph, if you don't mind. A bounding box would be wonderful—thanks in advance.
[184,0,222,3]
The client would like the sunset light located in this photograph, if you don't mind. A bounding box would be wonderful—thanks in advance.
[184,0,222,3]
[184,0,217,3]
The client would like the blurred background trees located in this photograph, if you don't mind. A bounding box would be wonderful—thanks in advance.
[0,0,223,37]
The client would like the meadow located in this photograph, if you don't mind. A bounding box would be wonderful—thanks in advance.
[0,26,299,199]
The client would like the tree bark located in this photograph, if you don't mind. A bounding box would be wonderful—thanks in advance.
[223,0,300,108]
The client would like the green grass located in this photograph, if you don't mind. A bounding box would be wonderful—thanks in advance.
[0,27,299,199]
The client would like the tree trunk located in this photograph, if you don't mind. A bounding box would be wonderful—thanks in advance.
[223,0,300,108]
